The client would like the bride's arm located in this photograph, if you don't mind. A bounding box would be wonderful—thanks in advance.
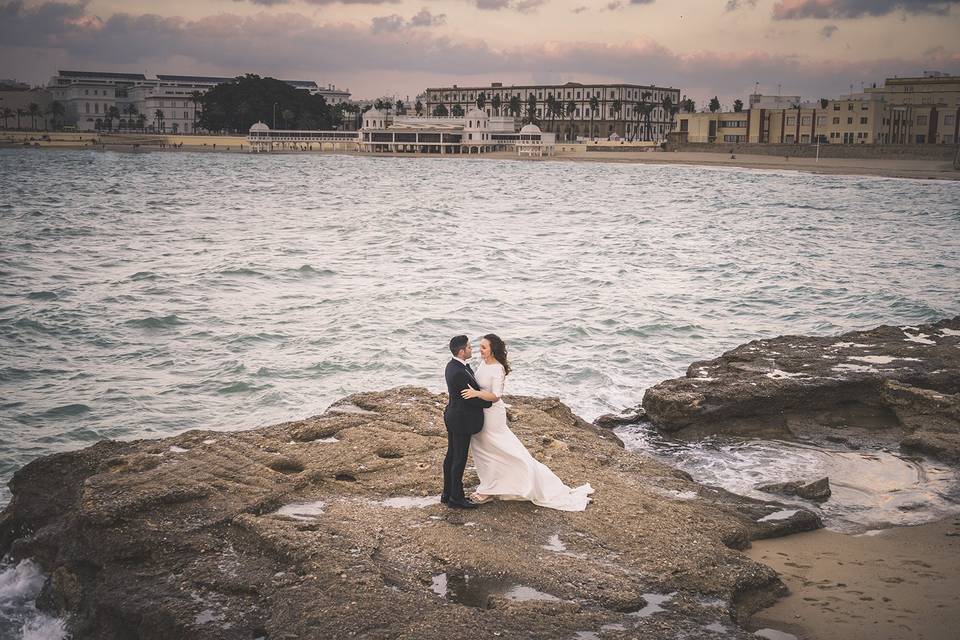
[461,366,504,402]
[462,386,499,402]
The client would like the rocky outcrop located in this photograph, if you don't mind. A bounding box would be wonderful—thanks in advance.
[757,478,832,502]
[0,388,818,640]
[642,317,960,458]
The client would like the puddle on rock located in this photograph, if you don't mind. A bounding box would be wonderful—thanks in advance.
[754,629,798,640]
[616,426,960,532]
[629,592,674,617]
[542,534,566,552]
[270,501,325,521]
[429,572,560,608]
[380,495,439,508]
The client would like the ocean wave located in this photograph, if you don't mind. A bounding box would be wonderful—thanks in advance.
[124,315,186,329]
[130,271,159,281]
[216,381,271,394]
[289,265,336,277]
[42,403,92,418]
[25,291,58,301]
[215,268,268,278]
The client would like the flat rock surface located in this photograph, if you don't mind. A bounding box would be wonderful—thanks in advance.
[642,317,960,458]
[1,388,818,639]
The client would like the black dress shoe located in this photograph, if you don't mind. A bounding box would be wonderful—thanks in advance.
[447,497,479,509]
[440,495,449,504]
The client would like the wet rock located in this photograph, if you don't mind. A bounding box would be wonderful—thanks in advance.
[593,405,646,429]
[1,387,808,640]
[756,478,831,502]
[642,317,960,459]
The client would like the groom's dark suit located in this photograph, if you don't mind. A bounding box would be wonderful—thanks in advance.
[443,359,492,502]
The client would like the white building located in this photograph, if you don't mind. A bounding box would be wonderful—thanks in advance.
[358,107,555,154]
[46,70,351,132]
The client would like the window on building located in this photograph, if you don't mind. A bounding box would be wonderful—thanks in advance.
[833,104,840,110]
[786,116,796,125]
[916,115,928,125]
[945,115,956,125]
[847,103,853,110]
[832,117,840,124]
[817,116,826,125]
[861,103,868,110]
[785,135,795,143]
[860,117,868,124]
[916,134,926,143]
[847,117,853,124]
[801,116,811,125]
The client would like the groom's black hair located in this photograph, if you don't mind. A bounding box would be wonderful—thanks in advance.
[449,335,469,356]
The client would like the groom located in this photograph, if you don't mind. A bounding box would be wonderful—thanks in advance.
[442,335,492,509]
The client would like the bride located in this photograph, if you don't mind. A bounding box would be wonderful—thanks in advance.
[461,334,594,511]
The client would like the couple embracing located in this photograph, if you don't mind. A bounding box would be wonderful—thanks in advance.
[441,334,594,511]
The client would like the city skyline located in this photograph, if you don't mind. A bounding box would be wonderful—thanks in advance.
[1,1,959,106]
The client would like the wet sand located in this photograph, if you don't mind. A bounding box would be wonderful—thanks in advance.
[746,518,960,640]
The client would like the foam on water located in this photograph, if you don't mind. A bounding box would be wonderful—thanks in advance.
[616,427,960,532]
[0,559,68,640]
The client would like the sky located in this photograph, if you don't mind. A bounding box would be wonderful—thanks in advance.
[1,0,959,107]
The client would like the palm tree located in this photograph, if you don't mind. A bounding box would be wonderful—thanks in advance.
[124,104,138,131]
[27,103,40,130]
[451,104,464,117]
[709,96,721,113]
[433,104,448,116]
[491,94,502,116]
[137,113,147,132]
[395,99,405,115]
[48,101,65,130]
[16,108,25,130]
[733,98,743,113]
[566,100,576,140]
[661,96,675,138]
[642,102,655,141]
[508,95,522,120]
[415,99,424,116]
[107,106,121,132]
[611,99,622,137]
[1,107,12,130]
[154,108,165,132]
[476,92,486,111]
[545,95,557,132]
[588,95,599,140]
[525,94,537,124]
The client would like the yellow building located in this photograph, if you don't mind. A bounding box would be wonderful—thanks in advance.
[675,112,749,143]
[865,72,960,144]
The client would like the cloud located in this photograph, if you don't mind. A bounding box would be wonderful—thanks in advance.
[772,0,960,20]
[2,1,959,103]
[409,8,446,26]
[236,0,400,5]
[572,5,589,13]
[372,8,445,31]
[820,23,839,36]
[606,1,622,9]
[725,0,758,11]
[472,0,545,11]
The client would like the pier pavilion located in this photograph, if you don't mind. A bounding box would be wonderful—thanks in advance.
[246,110,556,155]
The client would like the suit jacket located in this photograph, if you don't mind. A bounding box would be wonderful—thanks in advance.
[444,359,492,435]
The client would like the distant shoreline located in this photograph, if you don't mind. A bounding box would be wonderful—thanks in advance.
[3,133,958,181]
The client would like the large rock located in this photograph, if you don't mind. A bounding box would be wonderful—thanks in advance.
[0,388,818,640]
[642,317,960,458]
[756,478,832,502]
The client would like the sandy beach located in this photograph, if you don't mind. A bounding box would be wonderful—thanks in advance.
[3,132,958,181]
[746,518,960,640]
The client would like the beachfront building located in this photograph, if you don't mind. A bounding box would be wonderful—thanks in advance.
[357,107,555,154]
[46,70,351,132]
[864,72,960,144]
[675,93,919,146]
[246,109,557,155]
[424,82,681,142]
[0,86,52,130]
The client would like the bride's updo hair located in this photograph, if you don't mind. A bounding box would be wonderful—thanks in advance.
[483,334,511,376]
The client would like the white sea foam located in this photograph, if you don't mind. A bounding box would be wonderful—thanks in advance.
[0,560,68,640]
[849,355,920,364]
[758,509,800,522]
[271,501,325,520]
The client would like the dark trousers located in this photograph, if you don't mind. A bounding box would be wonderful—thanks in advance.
[442,428,471,501]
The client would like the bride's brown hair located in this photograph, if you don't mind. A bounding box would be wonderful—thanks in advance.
[483,334,511,376]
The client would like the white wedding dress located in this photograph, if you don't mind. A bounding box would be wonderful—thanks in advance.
[470,360,594,511]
